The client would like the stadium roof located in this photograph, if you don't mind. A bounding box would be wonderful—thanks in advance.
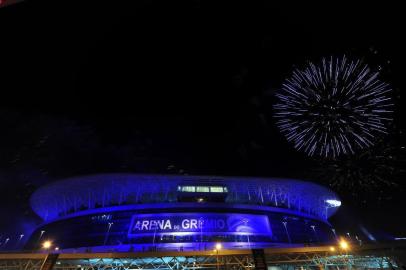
[30,174,340,221]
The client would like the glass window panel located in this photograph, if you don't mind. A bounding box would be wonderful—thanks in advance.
[210,186,224,193]
[196,186,210,192]
[181,186,195,192]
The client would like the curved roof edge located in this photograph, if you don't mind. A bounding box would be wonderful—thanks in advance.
[30,173,341,221]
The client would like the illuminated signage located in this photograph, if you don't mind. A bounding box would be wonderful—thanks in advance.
[128,213,271,237]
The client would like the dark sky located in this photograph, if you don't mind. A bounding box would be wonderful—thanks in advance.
[0,1,405,242]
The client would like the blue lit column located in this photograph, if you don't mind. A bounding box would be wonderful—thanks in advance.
[103,222,114,246]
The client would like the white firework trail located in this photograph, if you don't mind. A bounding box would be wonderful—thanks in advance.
[274,56,393,158]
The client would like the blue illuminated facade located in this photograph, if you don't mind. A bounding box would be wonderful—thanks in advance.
[25,174,341,251]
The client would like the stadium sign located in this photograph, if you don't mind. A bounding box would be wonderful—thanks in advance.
[128,213,271,237]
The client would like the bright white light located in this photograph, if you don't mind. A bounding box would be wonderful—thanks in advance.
[326,199,341,207]
[215,243,222,250]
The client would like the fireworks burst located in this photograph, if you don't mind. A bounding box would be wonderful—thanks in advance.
[274,56,393,158]
[313,137,406,202]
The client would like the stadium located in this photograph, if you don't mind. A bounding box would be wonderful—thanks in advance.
[25,174,341,252]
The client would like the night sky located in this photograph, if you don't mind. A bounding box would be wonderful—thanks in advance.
[0,1,405,243]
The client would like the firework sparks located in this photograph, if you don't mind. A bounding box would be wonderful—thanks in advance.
[312,136,406,203]
[274,56,393,158]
